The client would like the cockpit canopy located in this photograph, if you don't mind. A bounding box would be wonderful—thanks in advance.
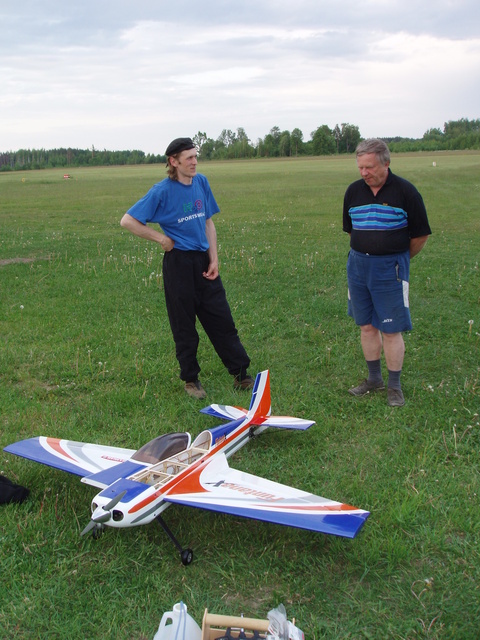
[131,432,191,465]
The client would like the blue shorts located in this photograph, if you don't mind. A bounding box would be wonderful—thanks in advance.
[347,249,412,333]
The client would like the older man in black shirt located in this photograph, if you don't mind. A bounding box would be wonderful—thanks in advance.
[343,139,431,406]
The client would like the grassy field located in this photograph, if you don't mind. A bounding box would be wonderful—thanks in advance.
[0,152,479,639]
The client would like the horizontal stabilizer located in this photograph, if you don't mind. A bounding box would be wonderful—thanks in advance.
[200,404,247,421]
[201,406,314,430]
[253,416,315,430]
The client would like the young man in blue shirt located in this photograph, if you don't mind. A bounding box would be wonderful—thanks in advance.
[121,137,253,399]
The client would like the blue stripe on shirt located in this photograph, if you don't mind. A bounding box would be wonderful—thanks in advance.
[349,204,408,231]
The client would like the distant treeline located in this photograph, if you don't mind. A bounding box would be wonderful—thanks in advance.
[0,147,164,171]
[1,117,479,171]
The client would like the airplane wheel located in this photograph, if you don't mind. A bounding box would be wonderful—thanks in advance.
[181,549,193,566]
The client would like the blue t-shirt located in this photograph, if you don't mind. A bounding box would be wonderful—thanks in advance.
[128,174,220,251]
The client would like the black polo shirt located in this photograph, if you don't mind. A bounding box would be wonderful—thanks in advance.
[343,169,431,255]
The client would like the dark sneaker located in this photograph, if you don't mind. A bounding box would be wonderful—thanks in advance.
[387,388,405,407]
[234,375,255,390]
[184,380,207,399]
[348,379,385,397]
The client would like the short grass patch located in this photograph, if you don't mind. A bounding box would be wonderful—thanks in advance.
[1,153,479,639]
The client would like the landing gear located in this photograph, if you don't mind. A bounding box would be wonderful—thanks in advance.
[156,514,194,565]
[91,524,105,540]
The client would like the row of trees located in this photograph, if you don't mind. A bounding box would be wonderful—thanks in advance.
[0,147,164,171]
[1,118,479,171]
[194,118,480,158]
[386,118,480,153]
[193,122,362,160]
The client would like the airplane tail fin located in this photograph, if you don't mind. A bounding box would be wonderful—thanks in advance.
[247,370,272,420]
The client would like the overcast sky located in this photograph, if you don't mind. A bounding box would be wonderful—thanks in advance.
[1,0,479,154]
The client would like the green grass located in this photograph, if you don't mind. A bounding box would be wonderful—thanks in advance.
[1,153,479,639]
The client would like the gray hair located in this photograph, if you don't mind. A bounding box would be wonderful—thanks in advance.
[355,138,390,165]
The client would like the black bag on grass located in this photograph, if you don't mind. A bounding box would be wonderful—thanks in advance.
[0,475,30,504]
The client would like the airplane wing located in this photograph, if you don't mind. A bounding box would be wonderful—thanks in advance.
[164,453,369,539]
[4,437,137,479]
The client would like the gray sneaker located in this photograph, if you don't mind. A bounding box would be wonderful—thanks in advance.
[387,388,405,407]
[348,379,385,397]
[184,380,207,399]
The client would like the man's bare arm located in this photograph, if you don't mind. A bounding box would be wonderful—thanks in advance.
[120,213,174,252]
[203,218,219,280]
[410,235,429,258]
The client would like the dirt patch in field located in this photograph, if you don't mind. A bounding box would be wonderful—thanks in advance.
[0,256,50,267]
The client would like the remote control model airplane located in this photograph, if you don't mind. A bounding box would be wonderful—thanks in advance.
[4,370,369,564]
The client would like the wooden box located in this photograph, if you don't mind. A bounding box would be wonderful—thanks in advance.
[202,610,270,640]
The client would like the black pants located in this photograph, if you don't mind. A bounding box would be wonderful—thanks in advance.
[163,249,250,382]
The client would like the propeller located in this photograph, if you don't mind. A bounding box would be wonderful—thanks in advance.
[81,490,127,536]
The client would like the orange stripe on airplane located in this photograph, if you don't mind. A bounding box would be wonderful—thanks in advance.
[46,437,77,462]
[128,491,163,513]
[255,375,271,418]
[165,464,208,495]
[128,458,211,514]
[261,503,360,512]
